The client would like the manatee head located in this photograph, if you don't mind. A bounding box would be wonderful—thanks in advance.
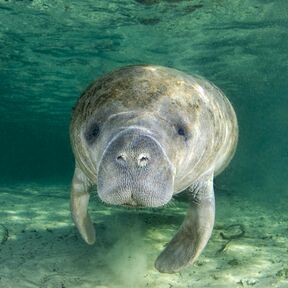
[83,111,176,208]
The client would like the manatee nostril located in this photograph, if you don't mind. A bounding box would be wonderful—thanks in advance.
[138,153,150,167]
[116,154,127,164]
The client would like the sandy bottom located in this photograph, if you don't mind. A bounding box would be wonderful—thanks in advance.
[0,184,287,288]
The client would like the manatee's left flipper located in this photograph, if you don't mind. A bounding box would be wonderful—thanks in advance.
[70,165,96,245]
[155,174,215,273]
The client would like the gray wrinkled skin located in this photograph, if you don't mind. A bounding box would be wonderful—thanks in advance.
[97,127,174,207]
[70,65,238,273]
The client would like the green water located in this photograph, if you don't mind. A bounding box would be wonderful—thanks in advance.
[1,1,288,287]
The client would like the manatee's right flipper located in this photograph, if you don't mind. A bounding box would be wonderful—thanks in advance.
[70,166,95,244]
[155,173,215,273]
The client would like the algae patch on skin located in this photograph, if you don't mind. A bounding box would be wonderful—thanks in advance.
[276,268,288,279]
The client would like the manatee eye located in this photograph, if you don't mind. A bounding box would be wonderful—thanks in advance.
[176,125,189,141]
[85,123,100,145]
[177,127,186,137]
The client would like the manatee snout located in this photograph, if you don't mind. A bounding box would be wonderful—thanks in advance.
[97,128,174,208]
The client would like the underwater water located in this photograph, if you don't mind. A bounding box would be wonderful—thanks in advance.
[0,0,288,287]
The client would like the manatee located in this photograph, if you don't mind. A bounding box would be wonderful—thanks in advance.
[69,65,238,273]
